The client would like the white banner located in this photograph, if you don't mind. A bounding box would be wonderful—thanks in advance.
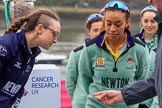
[19,64,61,108]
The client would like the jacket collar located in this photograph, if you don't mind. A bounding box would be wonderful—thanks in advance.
[96,29,134,50]
[18,30,41,57]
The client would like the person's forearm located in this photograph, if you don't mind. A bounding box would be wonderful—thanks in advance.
[121,77,156,105]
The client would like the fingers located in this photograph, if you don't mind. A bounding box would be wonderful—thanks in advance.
[93,90,111,104]
[93,91,108,100]
[94,93,114,105]
[100,97,110,104]
[93,91,103,96]
[93,90,124,105]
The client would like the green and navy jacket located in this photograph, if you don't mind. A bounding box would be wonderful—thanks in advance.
[79,30,148,108]
[134,29,158,78]
[66,45,87,108]
[134,30,159,108]
[66,39,89,108]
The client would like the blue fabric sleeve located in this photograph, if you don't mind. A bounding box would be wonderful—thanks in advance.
[121,74,157,105]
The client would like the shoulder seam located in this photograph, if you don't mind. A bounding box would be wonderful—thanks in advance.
[73,45,84,52]
[85,36,99,47]
[132,36,145,47]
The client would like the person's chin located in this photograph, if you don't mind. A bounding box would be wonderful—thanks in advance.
[42,47,49,50]
[109,35,118,40]
[46,47,50,50]
[147,30,155,34]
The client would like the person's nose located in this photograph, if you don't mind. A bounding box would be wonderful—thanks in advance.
[109,25,116,32]
[53,38,57,43]
[148,21,152,26]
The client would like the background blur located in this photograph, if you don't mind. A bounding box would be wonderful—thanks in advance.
[0,0,150,79]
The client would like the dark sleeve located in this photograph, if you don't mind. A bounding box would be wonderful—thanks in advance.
[121,75,157,105]
[8,87,24,108]
[0,45,8,76]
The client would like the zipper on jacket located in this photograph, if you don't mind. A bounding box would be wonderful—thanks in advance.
[112,49,129,72]
[113,62,118,72]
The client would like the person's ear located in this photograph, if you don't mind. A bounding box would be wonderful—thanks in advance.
[86,29,89,34]
[139,18,143,28]
[126,19,131,29]
[86,29,91,38]
[36,24,44,35]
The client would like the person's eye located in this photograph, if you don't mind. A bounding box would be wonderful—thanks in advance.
[116,24,121,27]
[115,23,122,27]
[151,20,156,24]
[106,22,111,26]
[144,19,149,23]
[93,29,99,32]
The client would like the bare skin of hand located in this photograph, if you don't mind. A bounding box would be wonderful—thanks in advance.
[93,90,124,105]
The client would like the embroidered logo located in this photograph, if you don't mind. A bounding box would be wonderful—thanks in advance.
[96,57,105,67]
[1,81,21,96]
[25,65,32,73]
[125,57,135,69]
[14,62,22,69]
[0,45,7,56]
[127,57,134,62]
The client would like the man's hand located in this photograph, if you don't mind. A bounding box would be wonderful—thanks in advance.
[93,90,124,105]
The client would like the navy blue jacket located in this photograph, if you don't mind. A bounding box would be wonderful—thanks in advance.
[0,30,40,108]
[121,13,162,108]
